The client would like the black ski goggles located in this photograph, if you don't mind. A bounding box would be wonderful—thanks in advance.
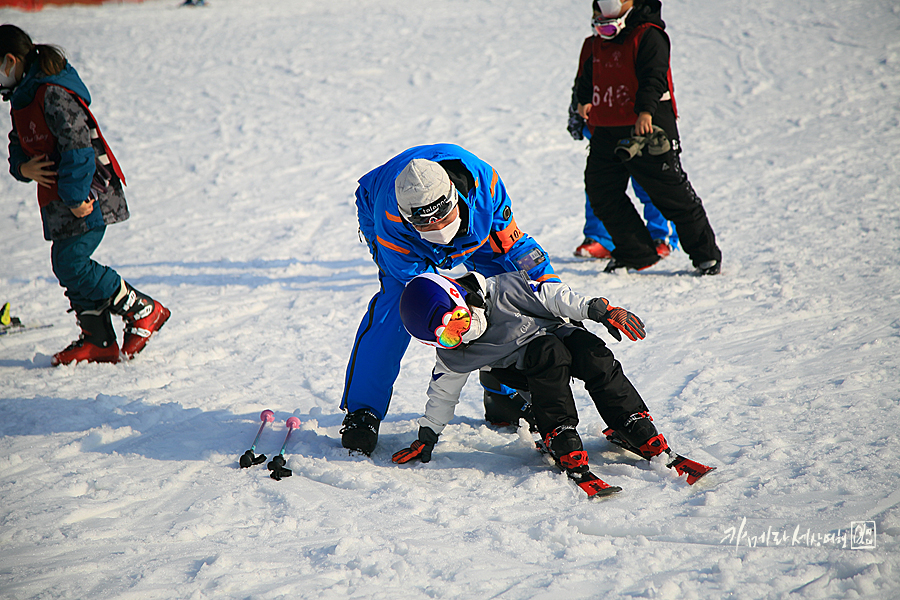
[401,185,459,227]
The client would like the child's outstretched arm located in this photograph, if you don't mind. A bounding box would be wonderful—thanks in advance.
[587,298,646,341]
[419,356,469,434]
[531,279,593,321]
[392,356,469,464]
[530,278,646,341]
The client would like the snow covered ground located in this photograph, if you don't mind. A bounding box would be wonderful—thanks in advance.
[1,0,899,597]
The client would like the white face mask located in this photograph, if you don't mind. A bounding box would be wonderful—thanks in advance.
[0,57,20,90]
[461,305,487,344]
[595,0,625,17]
[419,214,461,245]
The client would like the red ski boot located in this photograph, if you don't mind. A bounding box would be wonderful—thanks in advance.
[637,433,670,458]
[574,238,612,259]
[654,239,672,259]
[546,426,621,498]
[603,421,715,485]
[52,309,120,366]
[110,282,170,359]
[558,449,621,497]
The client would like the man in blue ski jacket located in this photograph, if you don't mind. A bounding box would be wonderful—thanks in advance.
[341,143,559,454]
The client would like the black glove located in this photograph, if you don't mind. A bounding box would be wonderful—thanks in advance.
[567,90,586,140]
[267,455,292,480]
[588,298,646,341]
[567,108,586,140]
[392,426,440,464]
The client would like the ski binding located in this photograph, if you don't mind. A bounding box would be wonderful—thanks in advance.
[534,434,621,498]
[603,428,715,484]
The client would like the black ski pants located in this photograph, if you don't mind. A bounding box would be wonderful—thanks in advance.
[585,125,721,269]
[489,328,648,439]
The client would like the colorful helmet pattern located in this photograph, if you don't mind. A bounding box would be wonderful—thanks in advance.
[399,273,472,349]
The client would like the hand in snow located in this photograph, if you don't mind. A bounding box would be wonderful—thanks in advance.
[391,426,439,464]
[20,154,57,188]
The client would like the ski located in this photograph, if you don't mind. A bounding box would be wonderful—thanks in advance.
[0,303,54,337]
[664,453,716,485]
[533,434,621,498]
[602,427,716,484]
[0,322,54,336]
[570,470,622,498]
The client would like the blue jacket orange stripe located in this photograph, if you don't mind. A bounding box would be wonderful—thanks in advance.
[355,143,557,284]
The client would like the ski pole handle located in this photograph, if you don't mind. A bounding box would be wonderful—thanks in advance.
[278,417,301,456]
[250,409,275,451]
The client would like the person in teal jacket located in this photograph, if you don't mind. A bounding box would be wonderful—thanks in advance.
[2,24,170,366]
[342,144,559,455]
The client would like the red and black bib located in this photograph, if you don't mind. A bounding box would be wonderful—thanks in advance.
[587,23,678,128]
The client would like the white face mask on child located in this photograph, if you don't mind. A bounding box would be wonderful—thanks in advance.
[0,57,20,90]
[461,305,487,344]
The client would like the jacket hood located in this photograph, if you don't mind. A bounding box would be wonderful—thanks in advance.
[9,61,91,110]
[626,0,665,31]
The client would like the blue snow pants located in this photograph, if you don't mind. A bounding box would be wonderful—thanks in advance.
[341,273,411,420]
[50,226,122,312]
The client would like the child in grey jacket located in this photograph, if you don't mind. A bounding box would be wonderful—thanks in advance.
[392,270,669,497]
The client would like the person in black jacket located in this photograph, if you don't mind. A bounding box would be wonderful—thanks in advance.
[575,0,722,275]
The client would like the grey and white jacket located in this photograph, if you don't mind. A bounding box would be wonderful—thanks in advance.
[418,271,595,436]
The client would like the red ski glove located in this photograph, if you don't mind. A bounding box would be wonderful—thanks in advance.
[392,427,439,464]
[588,298,646,341]
[392,441,432,464]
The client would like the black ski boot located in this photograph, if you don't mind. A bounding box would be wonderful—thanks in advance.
[340,408,380,456]
[484,390,537,432]
[615,412,669,459]
[603,255,659,273]
[697,259,721,276]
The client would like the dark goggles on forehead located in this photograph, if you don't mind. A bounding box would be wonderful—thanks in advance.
[403,188,458,227]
